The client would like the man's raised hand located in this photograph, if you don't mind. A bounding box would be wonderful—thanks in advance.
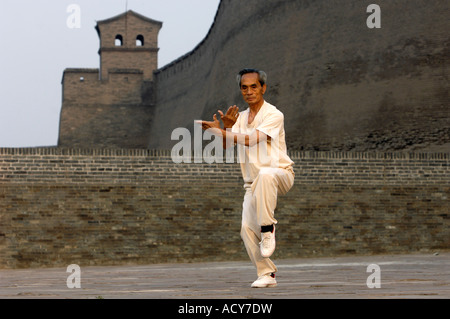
[218,105,239,129]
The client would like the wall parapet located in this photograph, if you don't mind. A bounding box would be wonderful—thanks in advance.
[0,148,172,157]
[0,147,449,159]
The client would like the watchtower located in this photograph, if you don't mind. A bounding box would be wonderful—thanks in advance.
[58,10,163,149]
[96,10,162,80]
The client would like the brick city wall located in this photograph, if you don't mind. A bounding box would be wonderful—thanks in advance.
[0,148,448,269]
[150,0,449,152]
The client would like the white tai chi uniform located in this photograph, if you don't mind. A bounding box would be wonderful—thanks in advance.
[232,101,294,277]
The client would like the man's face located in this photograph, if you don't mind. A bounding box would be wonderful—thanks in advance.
[240,73,266,106]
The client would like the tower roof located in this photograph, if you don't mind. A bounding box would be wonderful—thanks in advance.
[96,10,162,27]
[95,10,162,37]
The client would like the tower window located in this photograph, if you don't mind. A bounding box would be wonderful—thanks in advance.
[115,34,123,46]
[136,35,144,47]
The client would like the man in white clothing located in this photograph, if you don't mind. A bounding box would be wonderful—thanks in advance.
[198,69,295,288]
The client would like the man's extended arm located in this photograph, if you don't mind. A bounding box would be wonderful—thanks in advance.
[223,128,268,147]
[198,115,269,148]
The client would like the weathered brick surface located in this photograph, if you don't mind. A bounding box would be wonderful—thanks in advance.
[150,0,450,153]
[0,148,448,269]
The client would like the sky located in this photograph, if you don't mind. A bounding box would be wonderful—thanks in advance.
[0,0,220,147]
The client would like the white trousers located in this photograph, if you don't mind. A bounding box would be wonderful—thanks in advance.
[240,167,294,276]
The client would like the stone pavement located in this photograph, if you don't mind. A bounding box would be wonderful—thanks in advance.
[0,252,448,299]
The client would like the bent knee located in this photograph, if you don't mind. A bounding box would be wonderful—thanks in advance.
[259,167,277,177]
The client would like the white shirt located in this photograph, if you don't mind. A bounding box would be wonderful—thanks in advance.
[232,101,294,184]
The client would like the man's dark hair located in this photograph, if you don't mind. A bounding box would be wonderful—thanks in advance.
[236,68,267,87]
